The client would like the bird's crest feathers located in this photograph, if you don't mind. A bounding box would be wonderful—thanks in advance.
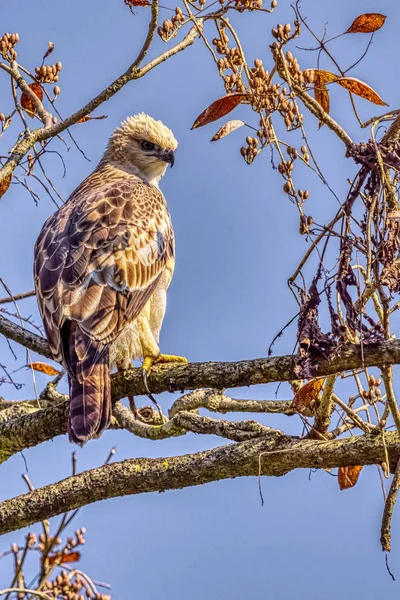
[111,113,178,150]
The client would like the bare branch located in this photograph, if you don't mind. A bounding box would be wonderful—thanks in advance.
[0,429,396,536]
[0,21,202,186]
[168,388,295,417]
[0,289,35,305]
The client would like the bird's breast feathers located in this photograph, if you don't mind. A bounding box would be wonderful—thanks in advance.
[34,166,175,361]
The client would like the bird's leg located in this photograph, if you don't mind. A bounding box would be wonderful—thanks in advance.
[137,315,188,412]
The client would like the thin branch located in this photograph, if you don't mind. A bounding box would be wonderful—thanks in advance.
[0,290,35,305]
[381,456,400,552]
[168,388,295,417]
[0,21,202,186]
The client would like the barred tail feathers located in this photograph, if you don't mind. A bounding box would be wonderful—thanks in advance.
[67,356,111,444]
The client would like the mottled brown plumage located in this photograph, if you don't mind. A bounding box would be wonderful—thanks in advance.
[34,114,179,444]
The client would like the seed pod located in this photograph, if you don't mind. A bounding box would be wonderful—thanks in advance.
[375,388,382,397]
[304,153,310,162]
[271,28,278,38]
[271,0,277,6]
[284,23,291,34]
[307,215,313,226]
[375,378,382,386]
[303,190,309,199]
[56,61,62,71]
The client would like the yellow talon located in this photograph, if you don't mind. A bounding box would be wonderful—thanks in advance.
[142,356,156,373]
[157,354,188,365]
[141,353,188,396]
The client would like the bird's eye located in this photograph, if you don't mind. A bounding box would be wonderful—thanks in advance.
[141,140,156,151]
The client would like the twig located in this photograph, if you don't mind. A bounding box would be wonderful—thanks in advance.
[381,457,400,552]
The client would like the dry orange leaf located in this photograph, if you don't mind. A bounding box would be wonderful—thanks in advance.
[335,77,388,106]
[48,551,81,565]
[29,362,61,376]
[191,94,248,130]
[310,70,387,107]
[211,119,245,141]
[20,83,43,118]
[338,465,363,490]
[125,0,151,9]
[311,69,337,84]
[0,174,12,199]
[77,114,108,124]
[313,72,330,127]
[293,378,324,413]
[346,13,386,34]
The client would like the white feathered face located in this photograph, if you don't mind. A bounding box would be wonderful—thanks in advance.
[106,113,178,182]
[127,137,175,170]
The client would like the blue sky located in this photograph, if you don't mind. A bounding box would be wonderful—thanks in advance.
[0,0,399,597]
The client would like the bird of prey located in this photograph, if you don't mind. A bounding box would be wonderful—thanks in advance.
[34,113,187,444]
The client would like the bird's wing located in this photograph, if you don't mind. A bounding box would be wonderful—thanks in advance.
[34,174,175,372]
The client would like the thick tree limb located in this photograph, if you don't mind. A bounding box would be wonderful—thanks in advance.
[0,430,396,535]
[0,390,286,463]
[3,312,400,401]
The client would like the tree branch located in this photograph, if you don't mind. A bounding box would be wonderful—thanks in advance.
[0,20,202,186]
[3,311,400,403]
[0,429,396,535]
[168,388,295,417]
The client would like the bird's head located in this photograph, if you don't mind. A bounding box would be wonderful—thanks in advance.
[104,113,178,185]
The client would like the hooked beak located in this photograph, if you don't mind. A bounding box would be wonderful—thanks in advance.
[160,148,175,168]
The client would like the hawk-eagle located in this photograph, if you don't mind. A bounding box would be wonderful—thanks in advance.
[34,113,186,444]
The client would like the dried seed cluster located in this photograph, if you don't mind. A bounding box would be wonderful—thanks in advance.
[0,32,19,60]
[284,50,313,88]
[213,27,246,93]
[233,0,263,12]
[157,7,185,41]
[362,375,382,401]
[44,569,111,600]
[271,19,300,43]
[35,61,62,83]
[240,135,259,165]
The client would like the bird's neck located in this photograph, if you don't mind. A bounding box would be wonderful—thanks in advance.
[97,154,166,188]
